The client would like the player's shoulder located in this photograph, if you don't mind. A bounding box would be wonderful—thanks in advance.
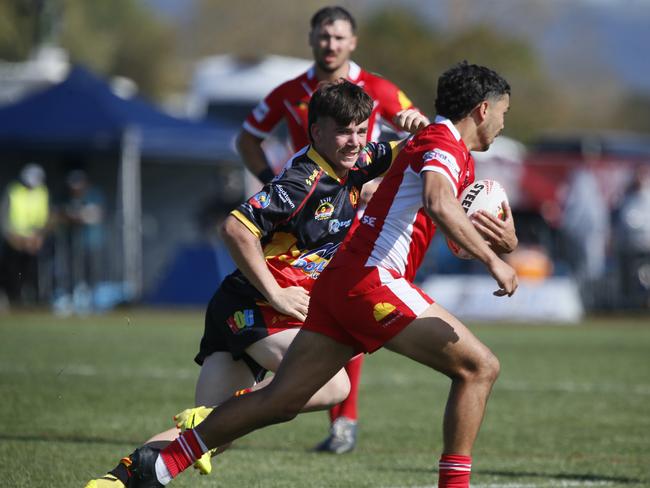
[273,149,321,188]
[268,70,311,97]
[357,66,401,91]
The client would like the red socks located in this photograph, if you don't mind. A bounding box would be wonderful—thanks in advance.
[329,354,363,422]
[438,454,472,488]
[160,429,207,478]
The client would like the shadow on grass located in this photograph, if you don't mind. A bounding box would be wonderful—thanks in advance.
[479,469,642,485]
[376,466,642,485]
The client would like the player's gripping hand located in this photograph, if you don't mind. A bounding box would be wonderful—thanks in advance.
[268,285,310,322]
[471,200,518,254]
[393,109,430,134]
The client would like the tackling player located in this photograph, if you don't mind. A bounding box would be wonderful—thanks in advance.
[238,5,425,453]
[123,61,518,488]
[84,81,428,488]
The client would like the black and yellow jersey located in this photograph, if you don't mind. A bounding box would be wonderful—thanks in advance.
[225,141,398,299]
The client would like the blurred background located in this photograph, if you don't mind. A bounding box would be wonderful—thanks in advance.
[1,0,649,319]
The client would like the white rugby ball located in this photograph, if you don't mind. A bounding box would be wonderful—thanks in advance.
[447,179,508,259]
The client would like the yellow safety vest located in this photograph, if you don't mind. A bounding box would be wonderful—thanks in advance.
[7,182,49,237]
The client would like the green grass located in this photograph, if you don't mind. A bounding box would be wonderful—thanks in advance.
[1,311,649,487]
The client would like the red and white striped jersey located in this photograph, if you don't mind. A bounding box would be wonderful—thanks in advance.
[330,116,475,282]
[243,61,415,151]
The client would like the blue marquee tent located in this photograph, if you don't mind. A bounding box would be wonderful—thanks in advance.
[0,66,241,300]
[0,65,238,160]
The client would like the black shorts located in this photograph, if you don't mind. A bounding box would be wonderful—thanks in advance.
[194,280,300,382]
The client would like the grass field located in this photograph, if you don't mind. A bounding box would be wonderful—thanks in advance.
[1,310,649,487]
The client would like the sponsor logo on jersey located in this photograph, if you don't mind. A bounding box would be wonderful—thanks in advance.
[249,191,271,209]
[275,185,295,209]
[314,201,335,221]
[226,309,255,334]
[328,218,352,234]
[372,302,404,327]
[349,187,360,206]
[357,146,372,166]
[292,242,341,278]
[305,168,319,186]
[293,100,309,112]
[252,100,270,122]
[423,148,460,179]
[361,214,377,227]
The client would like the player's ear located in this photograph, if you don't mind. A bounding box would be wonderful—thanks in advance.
[310,120,321,143]
[349,35,357,52]
[472,100,489,124]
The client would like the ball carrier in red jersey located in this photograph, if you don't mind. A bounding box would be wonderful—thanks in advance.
[126,62,518,488]
[238,5,427,454]
[83,83,429,488]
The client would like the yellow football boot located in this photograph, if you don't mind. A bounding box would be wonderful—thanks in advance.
[83,473,125,488]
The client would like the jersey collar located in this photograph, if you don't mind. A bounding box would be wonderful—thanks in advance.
[434,115,462,141]
[307,146,344,183]
[307,60,361,82]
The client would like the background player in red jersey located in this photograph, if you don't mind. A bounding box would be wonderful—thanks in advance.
[124,62,518,488]
[237,5,427,454]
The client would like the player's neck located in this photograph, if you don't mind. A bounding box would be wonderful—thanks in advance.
[455,118,481,152]
[315,62,351,83]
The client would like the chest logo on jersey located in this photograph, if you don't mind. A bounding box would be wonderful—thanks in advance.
[292,242,341,278]
[314,201,335,221]
[275,185,295,209]
[328,218,352,235]
[249,191,271,209]
[349,187,360,207]
[292,100,309,112]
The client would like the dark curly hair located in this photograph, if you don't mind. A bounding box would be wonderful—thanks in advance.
[434,61,510,122]
[308,80,373,142]
[310,6,356,33]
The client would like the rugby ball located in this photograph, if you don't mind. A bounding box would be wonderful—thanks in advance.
[447,179,508,259]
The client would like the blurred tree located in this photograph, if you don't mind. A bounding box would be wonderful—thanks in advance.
[59,0,179,99]
[186,0,359,59]
[615,92,650,133]
[354,10,562,142]
[0,0,179,100]
[0,0,42,60]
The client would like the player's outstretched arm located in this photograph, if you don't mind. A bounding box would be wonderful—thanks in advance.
[221,215,310,321]
[236,130,275,184]
[422,172,518,297]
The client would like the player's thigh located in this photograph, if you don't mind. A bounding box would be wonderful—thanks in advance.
[384,302,496,377]
[195,351,256,406]
[269,330,355,401]
[244,328,300,372]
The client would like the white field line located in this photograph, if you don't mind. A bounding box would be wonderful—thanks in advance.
[2,363,650,396]
[361,371,650,396]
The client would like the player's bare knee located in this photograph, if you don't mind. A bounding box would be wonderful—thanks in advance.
[326,371,351,405]
[480,349,500,385]
[450,348,500,385]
